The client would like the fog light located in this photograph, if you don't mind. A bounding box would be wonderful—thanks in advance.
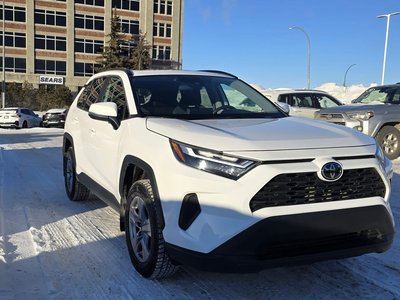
[353,126,363,131]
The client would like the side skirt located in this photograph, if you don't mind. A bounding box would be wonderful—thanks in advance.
[77,173,120,212]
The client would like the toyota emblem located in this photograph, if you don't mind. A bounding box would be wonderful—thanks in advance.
[321,162,343,181]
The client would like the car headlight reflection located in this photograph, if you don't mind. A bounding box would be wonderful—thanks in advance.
[170,141,259,179]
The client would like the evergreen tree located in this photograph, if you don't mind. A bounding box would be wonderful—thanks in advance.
[126,33,152,70]
[96,10,125,72]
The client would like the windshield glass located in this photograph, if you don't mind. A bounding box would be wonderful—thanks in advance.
[354,87,395,104]
[131,75,285,119]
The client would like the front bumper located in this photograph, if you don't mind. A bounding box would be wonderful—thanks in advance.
[154,142,394,256]
[166,205,394,272]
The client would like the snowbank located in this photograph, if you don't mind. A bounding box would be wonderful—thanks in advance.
[315,83,377,104]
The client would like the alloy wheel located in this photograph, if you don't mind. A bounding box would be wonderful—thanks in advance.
[129,196,152,262]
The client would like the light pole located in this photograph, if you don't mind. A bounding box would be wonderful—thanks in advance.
[377,12,400,85]
[343,64,356,87]
[2,0,5,108]
[289,26,311,89]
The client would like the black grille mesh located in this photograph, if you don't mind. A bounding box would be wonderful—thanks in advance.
[250,168,386,212]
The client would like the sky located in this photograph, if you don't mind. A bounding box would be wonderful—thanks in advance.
[182,0,400,89]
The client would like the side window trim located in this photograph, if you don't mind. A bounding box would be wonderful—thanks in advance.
[101,75,129,120]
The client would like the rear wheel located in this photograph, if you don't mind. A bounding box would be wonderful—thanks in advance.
[125,179,178,279]
[63,147,90,201]
[22,121,28,128]
[377,126,400,160]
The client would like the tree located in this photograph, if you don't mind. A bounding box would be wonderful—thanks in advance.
[126,33,152,70]
[96,10,125,72]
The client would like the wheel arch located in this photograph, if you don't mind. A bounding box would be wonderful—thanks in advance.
[63,132,74,153]
[373,122,400,137]
[119,155,165,231]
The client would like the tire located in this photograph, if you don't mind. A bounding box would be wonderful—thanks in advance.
[125,179,178,279]
[63,147,90,201]
[376,126,400,160]
[22,121,28,128]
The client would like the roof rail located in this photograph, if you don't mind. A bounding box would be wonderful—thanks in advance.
[199,70,237,78]
[103,68,134,75]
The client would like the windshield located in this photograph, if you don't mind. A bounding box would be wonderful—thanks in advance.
[131,75,285,119]
[354,87,396,104]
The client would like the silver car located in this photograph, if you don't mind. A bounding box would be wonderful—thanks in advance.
[315,84,400,160]
[261,89,343,119]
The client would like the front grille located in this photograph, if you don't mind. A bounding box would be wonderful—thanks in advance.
[256,229,385,259]
[250,168,385,212]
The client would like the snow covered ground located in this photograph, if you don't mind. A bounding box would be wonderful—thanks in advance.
[0,127,399,299]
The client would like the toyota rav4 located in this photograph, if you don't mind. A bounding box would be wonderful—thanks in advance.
[63,70,395,279]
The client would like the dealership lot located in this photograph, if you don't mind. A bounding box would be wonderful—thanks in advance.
[0,128,399,299]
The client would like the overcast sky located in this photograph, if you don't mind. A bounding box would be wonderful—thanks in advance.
[182,0,400,89]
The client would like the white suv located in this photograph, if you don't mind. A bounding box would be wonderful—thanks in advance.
[0,107,43,128]
[63,70,395,279]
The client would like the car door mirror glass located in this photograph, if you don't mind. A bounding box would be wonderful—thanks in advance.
[276,101,290,114]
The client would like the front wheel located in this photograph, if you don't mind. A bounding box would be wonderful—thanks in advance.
[377,126,400,160]
[63,147,90,201]
[125,179,178,279]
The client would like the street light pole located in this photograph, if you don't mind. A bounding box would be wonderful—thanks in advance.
[343,64,357,87]
[377,12,400,85]
[2,0,5,108]
[289,26,311,89]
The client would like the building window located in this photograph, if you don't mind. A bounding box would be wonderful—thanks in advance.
[75,14,104,31]
[0,5,26,22]
[120,40,136,57]
[34,10,66,26]
[0,57,26,72]
[120,19,139,35]
[0,31,26,48]
[35,35,66,51]
[75,0,104,6]
[153,45,171,60]
[112,0,140,11]
[153,23,172,38]
[74,62,100,77]
[154,0,172,15]
[75,38,103,54]
[35,59,66,75]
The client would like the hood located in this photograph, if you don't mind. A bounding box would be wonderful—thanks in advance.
[320,103,387,113]
[146,117,374,151]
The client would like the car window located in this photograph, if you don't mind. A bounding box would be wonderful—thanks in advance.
[132,75,284,119]
[355,87,393,104]
[314,94,340,108]
[278,94,291,106]
[391,89,400,104]
[220,84,263,112]
[292,94,314,108]
[101,76,129,120]
[77,77,106,111]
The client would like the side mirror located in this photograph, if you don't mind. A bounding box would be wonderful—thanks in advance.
[89,102,120,129]
[275,101,290,114]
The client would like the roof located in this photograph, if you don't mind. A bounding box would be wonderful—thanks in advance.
[46,108,67,113]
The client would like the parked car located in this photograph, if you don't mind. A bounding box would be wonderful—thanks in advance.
[261,89,343,118]
[0,107,42,128]
[63,69,394,279]
[315,84,400,159]
[43,108,68,128]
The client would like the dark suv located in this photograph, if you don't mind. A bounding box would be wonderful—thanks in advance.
[43,108,68,128]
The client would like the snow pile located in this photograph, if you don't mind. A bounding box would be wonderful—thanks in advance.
[315,83,377,104]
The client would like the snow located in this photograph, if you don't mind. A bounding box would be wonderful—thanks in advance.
[0,127,399,299]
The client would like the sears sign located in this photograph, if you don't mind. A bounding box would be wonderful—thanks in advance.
[39,75,64,85]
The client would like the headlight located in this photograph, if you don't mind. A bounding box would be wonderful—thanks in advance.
[347,111,374,121]
[170,141,259,179]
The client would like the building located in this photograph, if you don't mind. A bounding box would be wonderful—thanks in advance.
[0,0,184,92]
